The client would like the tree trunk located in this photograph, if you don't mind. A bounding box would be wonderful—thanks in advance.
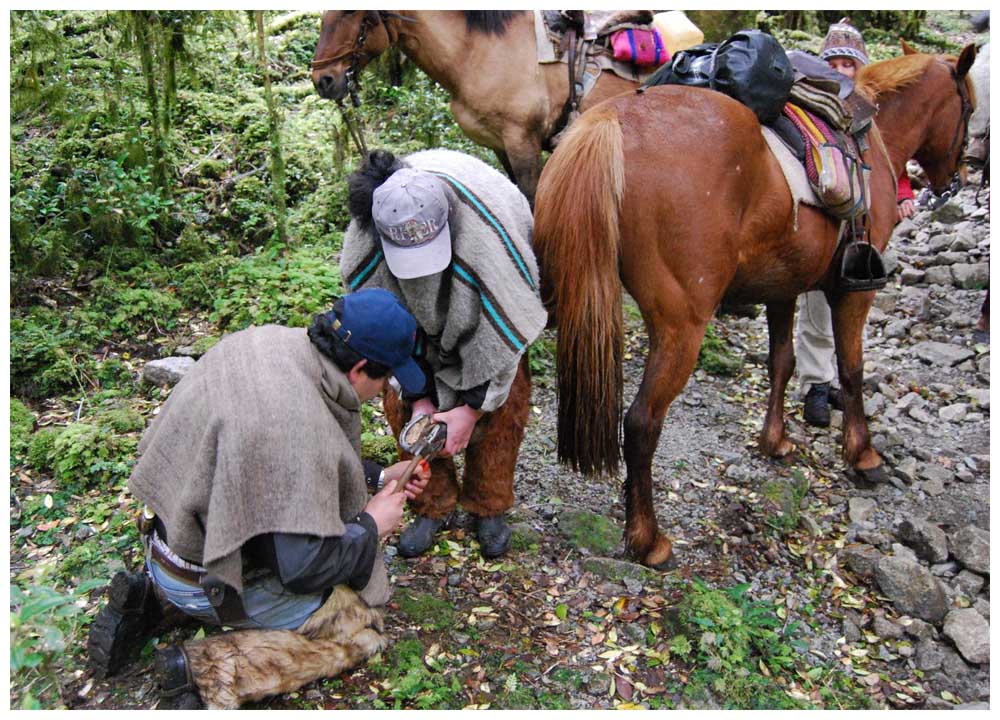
[132,11,170,195]
[254,10,288,244]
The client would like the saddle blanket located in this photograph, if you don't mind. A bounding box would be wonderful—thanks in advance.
[761,125,822,231]
[533,10,659,99]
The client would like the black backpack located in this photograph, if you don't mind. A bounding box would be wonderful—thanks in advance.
[643,29,794,125]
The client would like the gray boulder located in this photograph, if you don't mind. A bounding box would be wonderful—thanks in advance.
[875,555,949,623]
[950,526,990,575]
[952,262,990,289]
[839,543,882,580]
[924,266,954,286]
[915,638,945,671]
[897,518,949,564]
[913,341,975,367]
[900,267,925,285]
[142,356,196,387]
[848,497,876,524]
[942,609,990,665]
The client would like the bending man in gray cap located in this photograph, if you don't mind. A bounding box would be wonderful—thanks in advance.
[341,148,547,559]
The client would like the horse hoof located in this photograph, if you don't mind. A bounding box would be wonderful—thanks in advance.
[643,536,675,571]
[852,464,890,487]
[772,438,795,458]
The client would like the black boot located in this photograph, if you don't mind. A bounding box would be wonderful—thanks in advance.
[475,514,512,559]
[87,570,162,680]
[154,644,203,709]
[803,382,832,427]
[398,516,445,558]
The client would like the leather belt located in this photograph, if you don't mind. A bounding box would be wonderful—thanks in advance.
[148,532,205,585]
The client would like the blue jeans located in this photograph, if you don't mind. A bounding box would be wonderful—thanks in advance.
[146,554,324,631]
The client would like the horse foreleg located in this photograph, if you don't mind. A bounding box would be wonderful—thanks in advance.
[623,321,706,569]
[501,132,543,205]
[493,149,517,186]
[759,300,797,458]
[831,291,885,478]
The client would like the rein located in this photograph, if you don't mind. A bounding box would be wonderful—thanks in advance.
[311,11,414,157]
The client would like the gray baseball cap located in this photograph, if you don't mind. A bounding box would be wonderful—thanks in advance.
[372,168,452,279]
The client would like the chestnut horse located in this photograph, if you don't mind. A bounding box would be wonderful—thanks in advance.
[311,10,639,201]
[533,46,977,569]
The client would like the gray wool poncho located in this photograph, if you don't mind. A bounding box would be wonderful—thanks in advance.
[341,149,547,412]
[128,325,390,608]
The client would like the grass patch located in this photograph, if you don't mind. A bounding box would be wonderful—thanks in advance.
[763,469,811,534]
[674,578,807,709]
[369,638,463,709]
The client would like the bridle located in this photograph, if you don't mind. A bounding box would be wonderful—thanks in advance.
[921,60,974,207]
[311,11,413,156]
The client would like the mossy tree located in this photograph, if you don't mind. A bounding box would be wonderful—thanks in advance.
[254,10,288,243]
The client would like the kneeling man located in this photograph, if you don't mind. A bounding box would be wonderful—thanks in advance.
[87,288,430,708]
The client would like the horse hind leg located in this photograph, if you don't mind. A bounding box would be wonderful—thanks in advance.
[623,318,708,569]
[759,300,797,458]
[831,291,886,481]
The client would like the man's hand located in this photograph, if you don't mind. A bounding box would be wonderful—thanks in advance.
[434,404,483,457]
[897,198,915,221]
[383,458,431,499]
[364,482,408,539]
[411,397,437,420]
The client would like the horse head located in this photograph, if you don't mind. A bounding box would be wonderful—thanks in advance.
[312,10,394,101]
[913,44,978,194]
[861,44,978,196]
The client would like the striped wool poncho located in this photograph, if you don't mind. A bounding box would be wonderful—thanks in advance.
[340,149,546,412]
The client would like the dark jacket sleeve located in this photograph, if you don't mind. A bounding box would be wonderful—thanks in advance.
[247,513,380,595]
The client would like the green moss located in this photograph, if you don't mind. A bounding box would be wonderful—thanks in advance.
[557,508,621,554]
[28,428,61,474]
[395,590,456,632]
[763,469,810,533]
[93,405,145,434]
[51,421,138,492]
[10,398,36,459]
[361,433,398,468]
[698,324,742,377]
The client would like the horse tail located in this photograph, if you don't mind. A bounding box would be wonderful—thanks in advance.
[534,106,625,477]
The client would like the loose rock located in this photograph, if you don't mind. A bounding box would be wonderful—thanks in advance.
[142,356,196,386]
[897,518,949,564]
[848,497,876,524]
[875,556,949,623]
[912,341,975,366]
[942,609,990,665]
[949,526,989,574]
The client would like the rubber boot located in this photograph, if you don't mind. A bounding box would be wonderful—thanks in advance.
[398,516,445,558]
[475,514,512,558]
[87,570,162,680]
[803,382,832,427]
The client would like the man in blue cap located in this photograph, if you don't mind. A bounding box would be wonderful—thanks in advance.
[87,288,431,708]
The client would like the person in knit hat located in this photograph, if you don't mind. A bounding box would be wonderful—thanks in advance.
[796,18,918,426]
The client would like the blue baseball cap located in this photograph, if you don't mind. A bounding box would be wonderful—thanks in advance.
[332,288,425,394]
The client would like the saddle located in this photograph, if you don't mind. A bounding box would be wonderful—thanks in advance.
[539,10,666,145]
[776,57,884,291]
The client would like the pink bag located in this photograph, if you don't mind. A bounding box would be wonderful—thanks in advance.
[610,28,669,67]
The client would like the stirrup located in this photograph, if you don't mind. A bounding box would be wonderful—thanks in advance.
[839,241,887,292]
